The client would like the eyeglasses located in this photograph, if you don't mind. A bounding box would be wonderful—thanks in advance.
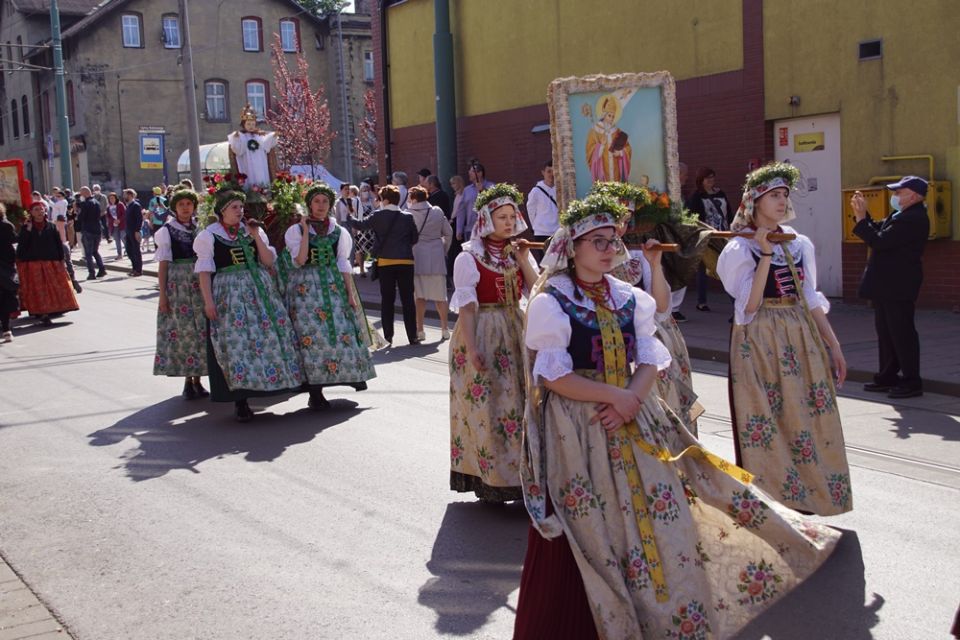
[576,235,622,253]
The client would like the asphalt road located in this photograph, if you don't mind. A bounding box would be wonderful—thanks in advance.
[1,275,957,640]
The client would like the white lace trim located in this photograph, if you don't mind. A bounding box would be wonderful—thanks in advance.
[531,349,574,383]
[546,273,634,311]
[636,335,672,371]
[449,288,478,312]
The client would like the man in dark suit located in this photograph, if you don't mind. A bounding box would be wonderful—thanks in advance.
[851,176,930,398]
[122,188,144,277]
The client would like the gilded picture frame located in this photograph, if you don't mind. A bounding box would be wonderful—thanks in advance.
[548,71,680,211]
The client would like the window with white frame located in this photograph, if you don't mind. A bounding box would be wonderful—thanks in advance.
[121,14,142,48]
[162,15,181,48]
[279,19,299,52]
[363,50,374,82]
[245,80,268,121]
[205,81,228,122]
[242,18,262,52]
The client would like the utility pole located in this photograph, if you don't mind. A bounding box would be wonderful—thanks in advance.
[49,0,73,190]
[336,9,353,183]
[179,0,202,188]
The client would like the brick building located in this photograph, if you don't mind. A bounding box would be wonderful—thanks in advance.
[0,0,374,196]
[372,0,960,309]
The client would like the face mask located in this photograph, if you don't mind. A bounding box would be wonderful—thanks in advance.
[889,195,901,211]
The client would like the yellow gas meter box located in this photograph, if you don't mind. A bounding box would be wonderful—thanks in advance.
[841,181,952,242]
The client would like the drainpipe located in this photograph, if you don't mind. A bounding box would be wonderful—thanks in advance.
[379,0,392,179]
[433,0,456,189]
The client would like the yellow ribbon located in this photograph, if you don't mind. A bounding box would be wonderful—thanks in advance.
[586,285,753,603]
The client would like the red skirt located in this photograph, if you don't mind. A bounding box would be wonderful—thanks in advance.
[16,260,79,315]
[513,523,599,640]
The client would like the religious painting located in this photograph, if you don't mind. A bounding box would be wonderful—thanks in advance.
[0,159,28,206]
[548,72,679,210]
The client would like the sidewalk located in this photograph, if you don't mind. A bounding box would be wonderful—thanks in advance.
[0,552,72,639]
[77,248,960,397]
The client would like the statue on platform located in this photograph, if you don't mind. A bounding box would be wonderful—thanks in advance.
[227,104,278,188]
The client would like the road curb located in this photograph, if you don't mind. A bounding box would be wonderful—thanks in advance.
[79,259,960,398]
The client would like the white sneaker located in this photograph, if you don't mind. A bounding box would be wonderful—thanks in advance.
[441,329,450,341]
[416,331,426,342]
[1,331,12,343]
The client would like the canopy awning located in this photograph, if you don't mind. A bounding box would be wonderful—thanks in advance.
[176,142,231,177]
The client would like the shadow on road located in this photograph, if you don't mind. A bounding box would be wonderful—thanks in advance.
[87,394,365,481]
[418,501,529,635]
[886,407,959,442]
[734,529,881,640]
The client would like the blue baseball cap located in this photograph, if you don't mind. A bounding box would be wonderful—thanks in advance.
[886,176,928,197]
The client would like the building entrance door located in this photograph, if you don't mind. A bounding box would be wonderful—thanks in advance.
[773,113,842,296]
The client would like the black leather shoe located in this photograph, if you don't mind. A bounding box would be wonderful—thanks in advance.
[308,391,331,410]
[192,380,209,398]
[234,399,254,422]
[182,379,198,400]
[887,387,923,399]
[96,269,107,278]
[863,382,893,393]
[72,280,83,294]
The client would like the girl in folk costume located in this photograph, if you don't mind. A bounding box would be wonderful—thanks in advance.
[717,163,852,515]
[515,193,840,640]
[595,182,702,435]
[15,200,79,326]
[154,188,209,399]
[194,189,302,422]
[281,183,376,411]
[448,183,539,502]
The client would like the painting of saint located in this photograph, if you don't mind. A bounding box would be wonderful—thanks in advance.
[585,93,632,183]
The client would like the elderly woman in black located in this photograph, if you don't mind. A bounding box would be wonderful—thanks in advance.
[347,185,420,346]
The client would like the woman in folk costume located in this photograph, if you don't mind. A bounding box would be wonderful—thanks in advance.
[281,183,376,410]
[448,183,539,502]
[153,187,209,399]
[717,163,852,516]
[595,182,702,435]
[194,189,302,422]
[15,200,79,326]
[515,193,840,640]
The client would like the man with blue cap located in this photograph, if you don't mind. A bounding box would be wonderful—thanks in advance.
[850,176,929,398]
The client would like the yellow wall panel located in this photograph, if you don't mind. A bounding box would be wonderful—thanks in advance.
[388,0,743,128]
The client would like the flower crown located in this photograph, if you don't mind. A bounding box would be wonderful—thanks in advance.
[474,183,523,212]
[744,162,800,194]
[304,183,336,207]
[560,193,629,228]
[589,181,650,208]
[168,187,199,210]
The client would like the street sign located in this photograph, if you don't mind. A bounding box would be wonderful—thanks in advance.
[139,131,165,169]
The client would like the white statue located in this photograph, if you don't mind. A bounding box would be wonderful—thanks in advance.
[227,104,278,188]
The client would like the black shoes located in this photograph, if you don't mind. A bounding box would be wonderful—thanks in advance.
[182,378,209,400]
[234,399,254,422]
[696,304,711,312]
[863,382,893,393]
[96,269,107,278]
[887,387,923,399]
[86,274,97,281]
[72,280,83,293]
[308,390,331,410]
[672,311,687,323]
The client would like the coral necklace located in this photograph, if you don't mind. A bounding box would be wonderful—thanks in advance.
[575,275,612,309]
[223,223,241,241]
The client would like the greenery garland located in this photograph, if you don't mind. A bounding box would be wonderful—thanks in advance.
[560,193,629,227]
[304,183,336,208]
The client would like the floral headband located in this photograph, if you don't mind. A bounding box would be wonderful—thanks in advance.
[471,195,528,239]
[540,210,627,274]
[730,177,796,231]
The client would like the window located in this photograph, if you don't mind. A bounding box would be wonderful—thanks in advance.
[241,17,262,52]
[279,18,300,52]
[162,14,181,49]
[66,80,75,125]
[121,13,143,48]
[26,161,33,185]
[5,42,11,74]
[21,95,29,135]
[245,80,269,121]
[11,100,19,138]
[204,80,228,122]
[859,39,882,60]
[16,36,22,62]
[42,91,50,132]
[314,33,324,50]
[363,50,374,82]
[0,109,5,145]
